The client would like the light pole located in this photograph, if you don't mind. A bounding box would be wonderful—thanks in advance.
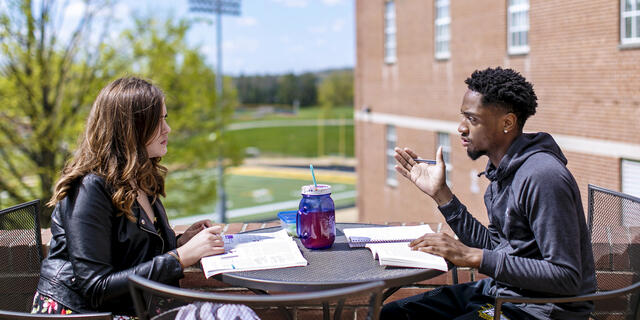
[189,0,241,223]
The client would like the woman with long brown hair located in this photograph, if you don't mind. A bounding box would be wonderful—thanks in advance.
[32,77,225,318]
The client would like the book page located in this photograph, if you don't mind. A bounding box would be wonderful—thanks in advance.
[343,225,434,246]
[201,231,308,278]
[223,229,290,249]
[366,242,448,272]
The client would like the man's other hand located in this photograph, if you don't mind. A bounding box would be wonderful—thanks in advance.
[394,146,453,206]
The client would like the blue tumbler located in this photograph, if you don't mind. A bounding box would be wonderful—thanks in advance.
[296,184,335,249]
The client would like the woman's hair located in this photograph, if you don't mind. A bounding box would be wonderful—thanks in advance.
[48,77,167,221]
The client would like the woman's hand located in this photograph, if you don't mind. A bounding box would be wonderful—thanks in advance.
[394,146,453,206]
[176,226,225,267]
[177,219,214,247]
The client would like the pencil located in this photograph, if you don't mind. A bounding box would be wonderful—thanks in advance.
[414,159,436,165]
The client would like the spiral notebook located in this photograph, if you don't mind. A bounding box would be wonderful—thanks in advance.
[343,225,434,248]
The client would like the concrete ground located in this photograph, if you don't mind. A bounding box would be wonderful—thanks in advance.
[335,206,358,223]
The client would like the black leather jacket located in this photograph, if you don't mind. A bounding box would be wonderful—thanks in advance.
[36,174,183,314]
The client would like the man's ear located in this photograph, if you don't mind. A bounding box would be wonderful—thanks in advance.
[502,113,517,133]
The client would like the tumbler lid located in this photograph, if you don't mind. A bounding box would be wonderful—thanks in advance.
[301,184,332,195]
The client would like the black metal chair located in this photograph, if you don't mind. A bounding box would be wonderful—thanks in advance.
[0,311,112,320]
[128,274,385,320]
[0,200,43,312]
[494,184,640,320]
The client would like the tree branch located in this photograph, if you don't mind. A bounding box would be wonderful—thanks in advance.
[5,61,39,119]
[0,147,38,200]
[0,118,36,161]
[0,176,28,205]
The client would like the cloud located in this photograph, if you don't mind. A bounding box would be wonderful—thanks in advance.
[314,38,327,47]
[308,25,328,34]
[287,44,305,53]
[235,16,258,27]
[331,18,345,32]
[279,36,291,44]
[112,3,131,17]
[222,37,260,53]
[322,0,347,6]
[64,1,87,19]
[271,0,310,8]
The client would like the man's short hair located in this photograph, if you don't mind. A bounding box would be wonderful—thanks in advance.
[465,67,538,129]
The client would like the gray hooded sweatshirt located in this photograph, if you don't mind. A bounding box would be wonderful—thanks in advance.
[438,132,596,319]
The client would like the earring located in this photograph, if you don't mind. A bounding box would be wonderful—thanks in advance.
[503,129,508,134]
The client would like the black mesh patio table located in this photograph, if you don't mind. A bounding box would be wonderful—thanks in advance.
[215,223,445,299]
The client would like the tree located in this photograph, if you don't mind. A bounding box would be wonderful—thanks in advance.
[276,73,298,105]
[121,17,241,218]
[0,1,241,224]
[234,72,317,107]
[0,0,124,224]
[298,72,318,107]
[317,70,354,110]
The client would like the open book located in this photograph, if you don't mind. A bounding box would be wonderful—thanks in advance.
[342,225,435,248]
[200,229,307,278]
[366,242,449,271]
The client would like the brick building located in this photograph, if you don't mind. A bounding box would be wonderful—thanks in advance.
[354,0,640,225]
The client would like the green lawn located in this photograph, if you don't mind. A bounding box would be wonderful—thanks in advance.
[234,105,354,121]
[164,172,356,222]
[226,124,354,157]
[163,105,357,222]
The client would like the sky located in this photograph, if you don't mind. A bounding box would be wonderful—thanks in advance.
[61,0,355,76]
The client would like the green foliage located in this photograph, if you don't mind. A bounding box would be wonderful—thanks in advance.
[234,72,318,107]
[234,74,279,104]
[318,70,354,109]
[0,2,240,223]
[118,16,242,216]
[0,0,124,223]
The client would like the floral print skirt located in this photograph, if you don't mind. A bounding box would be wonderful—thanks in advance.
[31,291,137,320]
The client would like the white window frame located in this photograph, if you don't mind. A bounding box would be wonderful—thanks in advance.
[434,0,451,60]
[621,0,640,45]
[386,125,398,186]
[437,132,452,187]
[384,0,397,64]
[621,159,640,226]
[507,0,530,55]
[622,159,640,198]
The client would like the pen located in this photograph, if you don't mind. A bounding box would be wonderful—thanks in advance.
[414,158,436,165]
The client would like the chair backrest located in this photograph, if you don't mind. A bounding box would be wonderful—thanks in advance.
[128,274,385,320]
[0,200,43,312]
[0,310,112,320]
[587,184,640,319]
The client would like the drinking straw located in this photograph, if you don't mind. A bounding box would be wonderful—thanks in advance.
[310,164,318,189]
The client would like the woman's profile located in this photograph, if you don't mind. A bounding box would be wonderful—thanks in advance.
[32,77,225,318]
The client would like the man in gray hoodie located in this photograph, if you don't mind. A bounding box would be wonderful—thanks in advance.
[382,67,596,320]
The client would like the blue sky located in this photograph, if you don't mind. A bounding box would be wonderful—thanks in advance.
[103,0,355,76]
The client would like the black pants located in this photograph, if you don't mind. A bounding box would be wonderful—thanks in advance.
[381,279,538,320]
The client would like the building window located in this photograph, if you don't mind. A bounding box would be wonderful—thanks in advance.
[434,0,450,59]
[622,159,640,198]
[507,0,530,55]
[621,0,640,45]
[621,159,640,226]
[386,125,398,186]
[384,0,397,64]
[437,132,452,186]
